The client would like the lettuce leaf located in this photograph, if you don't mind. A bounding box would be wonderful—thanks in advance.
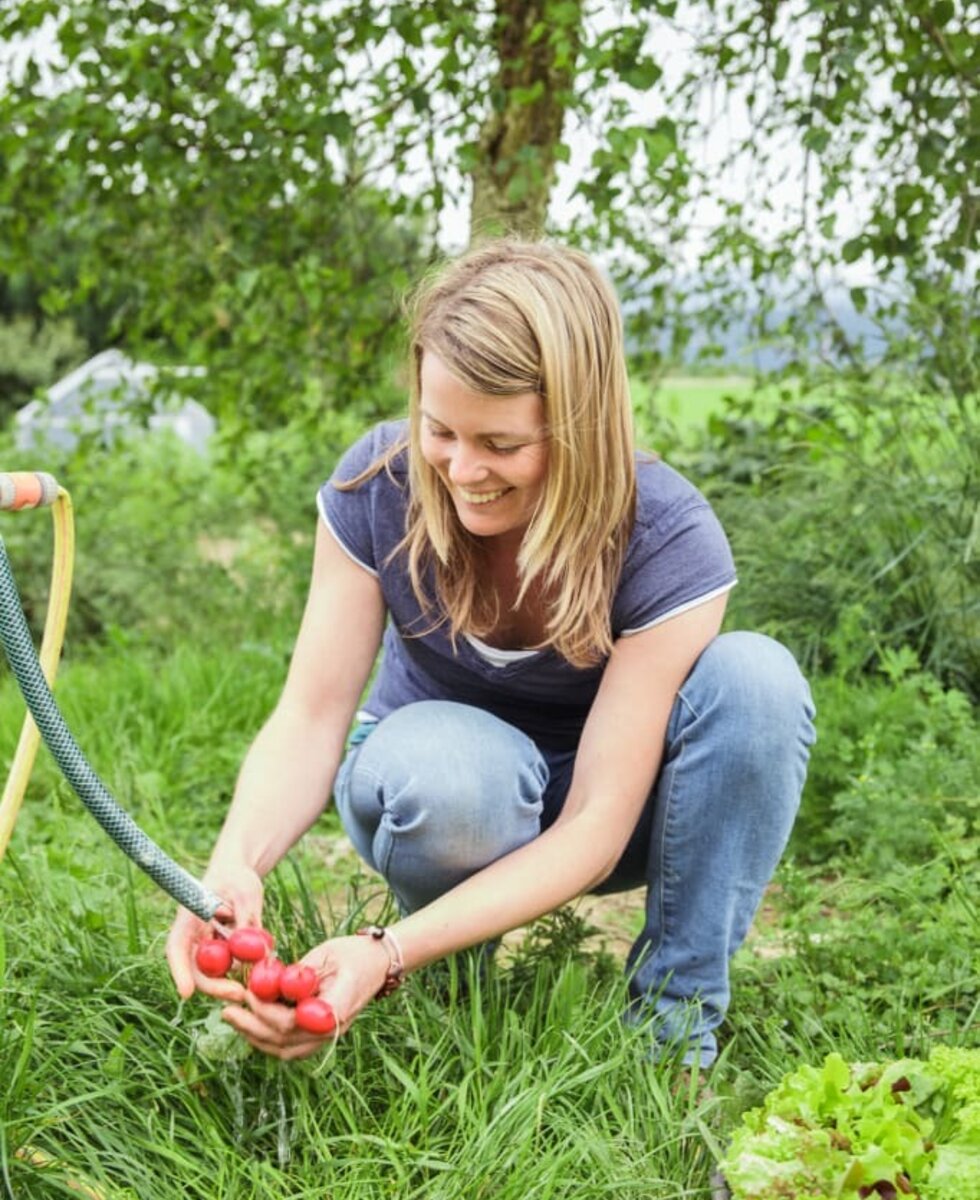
[718,1048,980,1200]
[927,1142,980,1200]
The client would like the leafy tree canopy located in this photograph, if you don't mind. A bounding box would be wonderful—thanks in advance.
[0,0,976,428]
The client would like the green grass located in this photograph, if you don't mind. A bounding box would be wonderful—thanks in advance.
[2,627,978,1199]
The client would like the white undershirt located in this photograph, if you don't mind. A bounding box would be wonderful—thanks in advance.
[463,632,538,668]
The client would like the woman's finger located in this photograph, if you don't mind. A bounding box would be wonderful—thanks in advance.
[192,969,247,1003]
[208,899,255,934]
[273,1039,331,1061]
[235,1029,326,1061]
[166,915,206,1000]
[202,866,264,930]
[166,938,196,1000]
[239,1027,327,1060]
[220,1004,328,1058]
[240,989,299,1034]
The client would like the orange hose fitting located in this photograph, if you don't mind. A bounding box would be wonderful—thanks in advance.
[0,471,60,511]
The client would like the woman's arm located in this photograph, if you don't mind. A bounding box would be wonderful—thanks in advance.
[166,519,385,998]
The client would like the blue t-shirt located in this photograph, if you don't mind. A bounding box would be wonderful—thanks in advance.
[317,420,736,751]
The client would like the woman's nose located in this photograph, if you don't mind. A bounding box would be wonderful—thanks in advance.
[447,443,489,485]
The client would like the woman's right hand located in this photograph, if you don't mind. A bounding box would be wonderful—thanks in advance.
[165,860,265,1002]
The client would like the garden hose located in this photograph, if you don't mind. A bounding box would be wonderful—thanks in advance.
[0,471,224,921]
[0,471,71,861]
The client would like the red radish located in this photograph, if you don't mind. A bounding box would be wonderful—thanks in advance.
[228,928,271,963]
[248,957,284,1002]
[195,937,233,978]
[257,929,276,951]
[280,963,319,1003]
[294,997,337,1036]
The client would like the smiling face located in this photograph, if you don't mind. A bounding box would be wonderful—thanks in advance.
[418,351,549,549]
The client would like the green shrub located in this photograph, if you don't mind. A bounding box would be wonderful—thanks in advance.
[659,380,980,698]
[793,646,980,868]
[0,314,88,420]
[733,849,980,1049]
[0,411,365,652]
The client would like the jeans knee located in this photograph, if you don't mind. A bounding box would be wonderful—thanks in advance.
[691,631,813,727]
[349,701,547,852]
[678,632,816,787]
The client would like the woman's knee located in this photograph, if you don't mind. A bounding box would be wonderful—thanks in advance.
[682,631,816,750]
[348,701,547,848]
[672,632,816,829]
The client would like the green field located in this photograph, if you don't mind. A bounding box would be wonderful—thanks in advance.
[638,374,758,428]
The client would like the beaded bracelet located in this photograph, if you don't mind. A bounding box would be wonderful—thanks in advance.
[356,925,406,997]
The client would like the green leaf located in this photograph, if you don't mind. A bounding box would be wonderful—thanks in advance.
[642,129,675,169]
[550,1,581,25]
[802,126,831,154]
[894,182,924,215]
[621,57,662,90]
[528,20,548,45]
[321,110,352,141]
[40,285,73,315]
[510,81,546,106]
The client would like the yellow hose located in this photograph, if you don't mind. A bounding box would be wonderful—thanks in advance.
[2,477,115,1200]
[0,486,74,863]
[0,475,223,917]
[15,1145,107,1200]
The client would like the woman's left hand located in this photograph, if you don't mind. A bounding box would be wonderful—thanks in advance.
[219,934,393,1059]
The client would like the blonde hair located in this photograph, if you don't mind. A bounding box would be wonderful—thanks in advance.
[342,240,637,667]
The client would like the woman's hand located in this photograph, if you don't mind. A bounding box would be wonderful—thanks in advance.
[219,934,393,1059]
[165,860,265,1002]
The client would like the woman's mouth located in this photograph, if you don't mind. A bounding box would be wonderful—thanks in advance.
[457,486,511,506]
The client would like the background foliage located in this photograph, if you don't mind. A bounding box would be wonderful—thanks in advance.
[1,0,975,697]
[0,2,978,1195]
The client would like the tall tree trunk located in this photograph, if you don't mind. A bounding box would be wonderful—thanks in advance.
[470,0,582,242]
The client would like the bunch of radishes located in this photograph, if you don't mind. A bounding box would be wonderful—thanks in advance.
[195,928,336,1035]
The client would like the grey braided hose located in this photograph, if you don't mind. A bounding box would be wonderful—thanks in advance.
[0,531,224,921]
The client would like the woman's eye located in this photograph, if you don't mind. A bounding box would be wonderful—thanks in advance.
[487,443,522,455]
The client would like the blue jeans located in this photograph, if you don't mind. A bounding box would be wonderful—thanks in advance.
[333,631,816,1065]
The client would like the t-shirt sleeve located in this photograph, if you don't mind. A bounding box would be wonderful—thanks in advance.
[614,496,737,636]
[315,421,406,576]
